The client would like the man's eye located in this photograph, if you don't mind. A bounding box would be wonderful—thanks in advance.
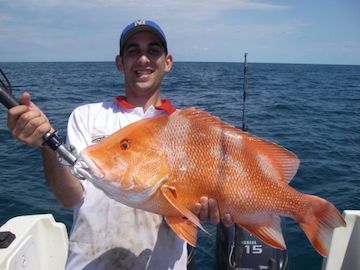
[149,47,162,55]
[126,48,138,55]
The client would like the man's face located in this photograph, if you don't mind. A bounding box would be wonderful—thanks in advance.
[117,31,173,97]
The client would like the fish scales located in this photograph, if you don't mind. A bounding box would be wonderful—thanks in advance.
[81,108,346,256]
[159,111,298,215]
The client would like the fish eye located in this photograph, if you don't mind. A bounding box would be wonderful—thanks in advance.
[120,139,131,150]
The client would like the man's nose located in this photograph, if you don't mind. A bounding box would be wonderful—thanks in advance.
[137,53,151,65]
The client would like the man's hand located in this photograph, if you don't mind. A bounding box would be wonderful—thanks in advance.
[193,196,234,227]
[7,92,53,147]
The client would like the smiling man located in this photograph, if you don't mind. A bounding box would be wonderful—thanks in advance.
[116,22,173,110]
[7,19,233,269]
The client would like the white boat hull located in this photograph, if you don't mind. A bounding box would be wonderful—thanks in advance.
[0,214,68,270]
[322,210,360,270]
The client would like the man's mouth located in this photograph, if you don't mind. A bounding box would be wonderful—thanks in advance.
[135,69,154,79]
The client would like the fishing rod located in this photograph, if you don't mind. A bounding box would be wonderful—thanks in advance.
[242,52,248,132]
[0,68,79,167]
[229,52,249,267]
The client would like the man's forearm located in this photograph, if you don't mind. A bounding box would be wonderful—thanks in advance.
[42,146,84,208]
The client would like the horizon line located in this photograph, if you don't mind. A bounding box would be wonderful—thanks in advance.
[1,60,359,67]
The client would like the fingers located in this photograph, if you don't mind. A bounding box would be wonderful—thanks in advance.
[7,92,33,129]
[195,196,220,224]
[208,198,220,224]
[19,91,31,106]
[194,196,235,226]
[221,213,235,227]
[10,109,50,147]
[199,196,209,221]
[193,202,201,216]
[21,91,42,112]
[7,105,29,130]
[7,92,51,147]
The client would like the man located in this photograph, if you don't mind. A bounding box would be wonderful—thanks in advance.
[7,19,233,269]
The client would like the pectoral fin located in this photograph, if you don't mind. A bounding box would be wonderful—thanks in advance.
[161,185,207,234]
[165,216,198,247]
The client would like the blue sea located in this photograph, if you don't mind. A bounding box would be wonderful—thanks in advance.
[0,62,359,270]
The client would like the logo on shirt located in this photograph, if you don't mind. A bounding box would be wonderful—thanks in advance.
[91,135,107,144]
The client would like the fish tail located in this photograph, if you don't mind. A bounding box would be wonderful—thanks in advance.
[299,194,346,257]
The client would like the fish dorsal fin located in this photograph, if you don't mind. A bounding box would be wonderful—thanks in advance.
[246,137,299,183]
[165,217,198,247]
[174,108,238,131]
[161,185,207,234]
[239,215,286,250]
[173,108,299,183]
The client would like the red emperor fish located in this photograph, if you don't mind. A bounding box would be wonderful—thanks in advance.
[79,108,346,257]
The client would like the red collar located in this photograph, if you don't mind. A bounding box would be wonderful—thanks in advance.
[115,96,176,115]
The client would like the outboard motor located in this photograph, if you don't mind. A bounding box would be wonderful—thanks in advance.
[216,221,288,270]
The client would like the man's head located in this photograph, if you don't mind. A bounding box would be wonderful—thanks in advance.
[115,19,173,104]
[119,19,168,57]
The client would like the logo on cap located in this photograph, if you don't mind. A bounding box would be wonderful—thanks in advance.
[134,19,146,26]
[120,19,168,56]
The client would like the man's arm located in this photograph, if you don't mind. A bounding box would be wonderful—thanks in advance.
[42,146,83,208]
[7,92,83,208]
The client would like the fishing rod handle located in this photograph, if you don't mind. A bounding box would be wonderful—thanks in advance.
[0,85,19,109]
[0,85,78,166]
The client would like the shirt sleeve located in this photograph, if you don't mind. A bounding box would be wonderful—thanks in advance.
[65,105,93,200]
[66,105,92,153]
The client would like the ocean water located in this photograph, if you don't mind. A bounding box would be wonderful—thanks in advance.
[0,61,359,270]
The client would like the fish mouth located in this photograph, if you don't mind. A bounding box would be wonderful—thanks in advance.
[73,152,105,181]
[75,152,137,191]
[72,152,169,205]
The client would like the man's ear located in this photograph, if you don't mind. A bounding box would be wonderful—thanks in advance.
[164,54,173,72]
[115,55,123,71]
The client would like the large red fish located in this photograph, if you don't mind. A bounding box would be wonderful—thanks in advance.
[79,108,345,257]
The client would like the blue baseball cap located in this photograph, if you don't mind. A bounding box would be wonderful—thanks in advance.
[119,19,168,56]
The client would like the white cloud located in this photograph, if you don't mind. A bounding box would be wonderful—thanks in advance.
[0,13,13,21]
[101,0,289,11]
[5,0,288,15]
[15,0,288,9]
[234,22,311,38]
[1,0,358,64]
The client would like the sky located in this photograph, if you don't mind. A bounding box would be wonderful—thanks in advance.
[0,0,359,65]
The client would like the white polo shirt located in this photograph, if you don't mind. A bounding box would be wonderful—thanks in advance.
[65,97,188,270]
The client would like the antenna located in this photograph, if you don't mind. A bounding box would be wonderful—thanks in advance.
[242,53,248,131]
